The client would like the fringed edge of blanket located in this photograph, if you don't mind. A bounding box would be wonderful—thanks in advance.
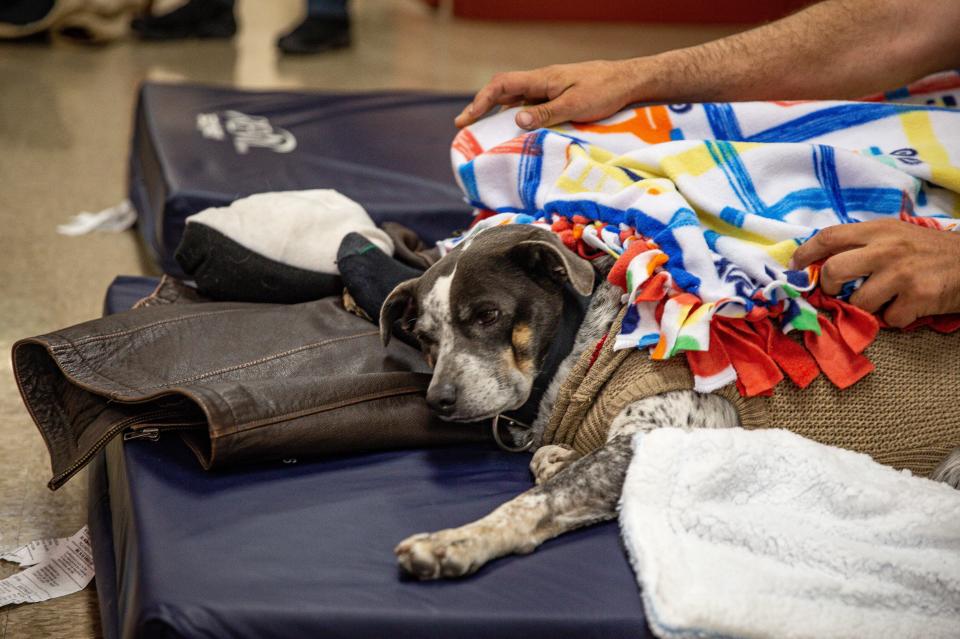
[462,210,960,398]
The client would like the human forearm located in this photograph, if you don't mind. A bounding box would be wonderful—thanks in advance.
[629,0,960,103]
[457,0,960,130]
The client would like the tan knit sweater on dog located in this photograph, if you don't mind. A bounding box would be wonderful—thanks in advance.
[543,307,960,478]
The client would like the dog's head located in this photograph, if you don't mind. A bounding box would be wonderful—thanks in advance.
[379,225,595,422]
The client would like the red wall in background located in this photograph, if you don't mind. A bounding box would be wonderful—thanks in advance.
[448,0,814,24]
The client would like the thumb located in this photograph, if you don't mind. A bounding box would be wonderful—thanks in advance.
[516,94,576,130]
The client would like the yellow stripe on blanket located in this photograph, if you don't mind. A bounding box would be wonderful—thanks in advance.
[661,141,763,178]
[900,111,960,213]
[661,145,717,177]
[558,145,661,195]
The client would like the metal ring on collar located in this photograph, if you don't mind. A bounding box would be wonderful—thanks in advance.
[491,414,534,453]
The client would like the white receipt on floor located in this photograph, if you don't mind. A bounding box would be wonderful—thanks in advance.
[0,526,94,607]
[56,199,136,236]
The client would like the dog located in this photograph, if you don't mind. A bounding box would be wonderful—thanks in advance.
[379,224,960,580]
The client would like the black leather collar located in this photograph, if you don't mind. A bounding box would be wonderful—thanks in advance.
[492,280,595,451]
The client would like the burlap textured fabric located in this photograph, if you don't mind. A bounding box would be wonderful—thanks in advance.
[544,307,960,477]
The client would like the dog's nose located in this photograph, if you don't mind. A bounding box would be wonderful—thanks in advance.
[426,383,458,416]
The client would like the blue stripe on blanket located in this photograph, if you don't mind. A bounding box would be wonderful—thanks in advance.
[669,207,701,229]
[653,208,702,294]
[703,103,744,140]
[621,304,640,333]
[720,207,746,227]
[766,187,902,219]
[705,141,767,216]
[518,131,547,212]
[547,201,633,228]
[745,103,955,143]
[705,141,746,210]
[714,257,758,301]
[784,268,813,288]
[512,187,901,221]
[704,229,721,251]
[538,186,901,235]
[458,162,481,206]
[812,145,853,223]
[718,141,767,213]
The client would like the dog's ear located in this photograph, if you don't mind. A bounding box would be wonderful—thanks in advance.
[379,278,419,346]
[510,237,595,296]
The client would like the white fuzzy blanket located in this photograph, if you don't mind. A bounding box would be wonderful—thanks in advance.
[619,428,960,639]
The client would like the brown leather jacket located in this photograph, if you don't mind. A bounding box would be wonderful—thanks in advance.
[13,278,485,490]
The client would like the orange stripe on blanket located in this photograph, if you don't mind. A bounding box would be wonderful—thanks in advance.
[572,106,674,145]
[452,129,483,161]
[485,135,541,156]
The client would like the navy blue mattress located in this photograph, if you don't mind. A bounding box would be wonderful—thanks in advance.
[90,276,651,638]
[130,83,475,274]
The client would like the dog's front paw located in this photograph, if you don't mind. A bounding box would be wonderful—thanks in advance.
[530,444,581,485]
[395,529,489,580]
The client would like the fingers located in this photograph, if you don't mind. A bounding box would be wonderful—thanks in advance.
[821,245,917,325]
[848,272,916,328]
[848,267,900,315]
[455,70,549,128]
[497,98,526,112]
[881,295,920,328]
[833,261,918,327]
[851,265,939,328]
[818,249,876,296]
[791,225,867,269]
[516,92,580,130]
[455,93,524,127]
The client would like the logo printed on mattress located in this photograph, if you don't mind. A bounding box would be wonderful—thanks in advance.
[196,110,297,154]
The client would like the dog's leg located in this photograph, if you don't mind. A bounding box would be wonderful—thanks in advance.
[529,443,581,485]
[932,447,960,489]
[396,435,633,580]
[396,390,737,579]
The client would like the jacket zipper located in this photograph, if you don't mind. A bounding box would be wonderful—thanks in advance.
[122,422,204,442]
[49,411,167,489]
[123,427,160,441]
[49,414,203,489]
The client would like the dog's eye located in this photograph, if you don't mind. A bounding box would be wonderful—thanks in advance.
[403,316,417,332]
[476,309,500,326]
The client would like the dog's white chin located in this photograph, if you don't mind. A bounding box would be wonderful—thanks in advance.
[440,395,530,424]
[437,410,502,424]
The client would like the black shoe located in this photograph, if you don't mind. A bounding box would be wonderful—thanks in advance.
[277,17,350,55]
[132,0,236,40]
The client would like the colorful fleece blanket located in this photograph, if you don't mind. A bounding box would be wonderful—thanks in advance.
[444,71,960,397]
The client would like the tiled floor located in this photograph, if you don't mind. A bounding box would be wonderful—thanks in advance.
[0,2,741,636]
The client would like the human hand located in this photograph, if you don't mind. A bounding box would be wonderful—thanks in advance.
[454,59,650,130]
[791,218,960,328]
